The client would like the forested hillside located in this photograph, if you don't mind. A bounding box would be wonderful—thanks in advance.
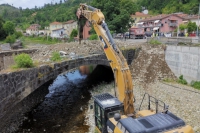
[137,0,200,14]
[0,0,91,30]
[0,0,137,33]
[0,4,21,20]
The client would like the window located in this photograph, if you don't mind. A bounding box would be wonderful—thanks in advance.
[95,104,102,131]
[95,104,101,120]
[107,110,124,118]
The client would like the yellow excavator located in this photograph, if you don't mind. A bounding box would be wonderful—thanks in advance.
[77,4,194,133]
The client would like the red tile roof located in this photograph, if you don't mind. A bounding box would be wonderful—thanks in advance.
[50,22,62,25]
[63,20,76,24]
[183,15,199,20]
[131,12,151,17]
[52,28,65,31]
[138,13,186,22]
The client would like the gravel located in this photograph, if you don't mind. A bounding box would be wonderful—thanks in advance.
[84,81,200,133]
[84,43,200,133]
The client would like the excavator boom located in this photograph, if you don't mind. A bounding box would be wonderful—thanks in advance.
[77,3,134,115]
[77,4,194,133]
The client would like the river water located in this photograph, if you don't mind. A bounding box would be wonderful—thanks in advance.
[15,65,113,133]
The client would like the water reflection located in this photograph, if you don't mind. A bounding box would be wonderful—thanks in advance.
[16,65,113,133]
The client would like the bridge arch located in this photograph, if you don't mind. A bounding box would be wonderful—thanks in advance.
[0,54,109,121]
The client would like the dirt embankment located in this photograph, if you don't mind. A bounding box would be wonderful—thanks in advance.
[130,44,176,85]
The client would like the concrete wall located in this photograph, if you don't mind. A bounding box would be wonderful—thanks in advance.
[0,49,37,71]
[165,45,200,82]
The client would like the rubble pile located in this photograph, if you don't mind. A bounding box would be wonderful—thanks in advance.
[130,45,176,84]
[29,40,103,62]
[29,40,142,62]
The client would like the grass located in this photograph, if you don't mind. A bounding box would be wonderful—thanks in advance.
[50,52,62,61]
[149,39,162,45]
[163,78,175,83]
[177,75,187,85]
[21,36,61,45]
[191,81,200,90]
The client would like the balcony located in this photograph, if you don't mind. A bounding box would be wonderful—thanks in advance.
[169,23,177,27]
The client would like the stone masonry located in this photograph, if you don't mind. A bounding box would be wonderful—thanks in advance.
[0,54,109,122]
[0,49,37,71]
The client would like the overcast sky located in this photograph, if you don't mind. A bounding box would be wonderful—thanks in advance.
[0,0,61,9]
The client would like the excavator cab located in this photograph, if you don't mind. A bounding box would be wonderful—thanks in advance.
[94,93,124,132]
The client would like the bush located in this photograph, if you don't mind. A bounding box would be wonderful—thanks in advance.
[89,34,98,40]
[177,75,187,85]
[15,31,23,39]
[191,81,200,90]
[14,53,34,68]
[5,35,16,43]
[50,52,61,61]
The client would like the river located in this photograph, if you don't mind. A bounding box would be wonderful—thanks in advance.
[15,65,113,133]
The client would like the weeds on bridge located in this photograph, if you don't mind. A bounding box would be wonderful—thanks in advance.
[149,39,162,45]
[13,53,34,68]
[50,52,61,61]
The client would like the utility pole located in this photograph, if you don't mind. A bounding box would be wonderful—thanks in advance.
[197,3,200,37]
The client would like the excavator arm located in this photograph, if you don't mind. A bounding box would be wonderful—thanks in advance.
[77,4,134,115]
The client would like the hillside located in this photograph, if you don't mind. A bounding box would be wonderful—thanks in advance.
[0,0,90,30]
[137,0,200,14]
[0,4,21,20]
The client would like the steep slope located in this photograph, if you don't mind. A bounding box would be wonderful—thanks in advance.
[0,4,21,20]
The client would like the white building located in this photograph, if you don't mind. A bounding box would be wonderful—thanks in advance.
[51,28,66,38]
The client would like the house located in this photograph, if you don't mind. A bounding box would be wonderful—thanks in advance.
[183,15,200,26]
[138,13,185,33]
[63,20,77,36]
[26,24,41,35]
[131,12,152,27]
[51,28,66,38]
[82,20,91,39]
[49,22,63,31]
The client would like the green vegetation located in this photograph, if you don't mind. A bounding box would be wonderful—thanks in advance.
[69,29,78,42]
[191,81,200,90]
[50,52,61,61]
[149,39,161,45]
[163,78,174,83]
[14,53,34,68]
[0,0,91,30]
[136,0,200,14]
[177,75,188,85]
[91,0,137,33]
[89,34,98,40]
[5,35,16,43]
[21,36,61,45]
[0,0,138,36]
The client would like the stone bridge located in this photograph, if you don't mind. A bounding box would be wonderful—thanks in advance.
[0,54,109,120]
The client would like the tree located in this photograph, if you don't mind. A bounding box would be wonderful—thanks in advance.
[0,17,6,40]
[187,21,197,33]
[3,21,15,35]
[70,29,78,38]
[91,0,137,33]
[179,24,187,31]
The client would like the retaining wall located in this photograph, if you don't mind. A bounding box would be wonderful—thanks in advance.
[165,45,200,82]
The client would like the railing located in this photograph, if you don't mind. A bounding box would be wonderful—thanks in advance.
[169,23,177,27]
[146,37,200,45]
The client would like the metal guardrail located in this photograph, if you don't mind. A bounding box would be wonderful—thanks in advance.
[147,37,200,45]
